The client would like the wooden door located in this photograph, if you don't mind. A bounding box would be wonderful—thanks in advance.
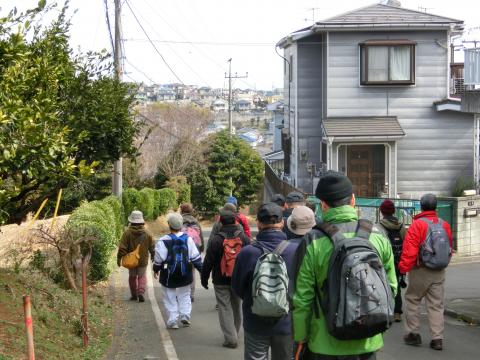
[348,146,373,197]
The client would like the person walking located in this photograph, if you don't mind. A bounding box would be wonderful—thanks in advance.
[226,196,251,239]
[201,209,250,348]
[153,213,203,329]
[180,203,205,302]
[283,191,306,239]
[293,172,397,359]
[378,199,407,322]
[232,202,299,360]
[117,210,154,303]
[399,193,453,351]
[209,202,248,244]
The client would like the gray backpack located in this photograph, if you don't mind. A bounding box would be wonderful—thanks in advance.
[419,218,451,270]
[251,240,290,318]
[318,220,394,340]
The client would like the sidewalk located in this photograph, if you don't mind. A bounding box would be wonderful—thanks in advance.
[444,257,480,325]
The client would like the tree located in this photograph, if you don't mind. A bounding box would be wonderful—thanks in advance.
[205,130,264,208]
[0,3,139,224]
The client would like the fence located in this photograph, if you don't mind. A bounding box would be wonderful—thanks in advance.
[264,160,305,199]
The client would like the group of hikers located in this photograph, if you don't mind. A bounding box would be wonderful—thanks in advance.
[116,171,453,360]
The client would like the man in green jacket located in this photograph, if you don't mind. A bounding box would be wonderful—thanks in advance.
[293,172,397,359]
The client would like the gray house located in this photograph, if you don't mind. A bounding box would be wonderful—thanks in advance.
[277,1,477,198]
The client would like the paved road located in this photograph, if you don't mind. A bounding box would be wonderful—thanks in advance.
[109,227,480,360]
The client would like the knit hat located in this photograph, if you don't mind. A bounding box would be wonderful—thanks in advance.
[287,206,316,236]
[286,191,304,204]
[380,199,395,216]
[128,210,145,224]
[315,171,353,201]
[226,196,238,206]
[222,202,237,212]
[257,202,283,225]
[219,209,236,225]
[167,213,184,230]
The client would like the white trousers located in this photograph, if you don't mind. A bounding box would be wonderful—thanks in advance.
[162,285,192,325]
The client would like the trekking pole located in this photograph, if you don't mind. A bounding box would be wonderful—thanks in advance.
[81,256,89,347]
[23,295,35,360]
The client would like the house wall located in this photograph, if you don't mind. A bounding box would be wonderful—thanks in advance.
[327,30,474,197]
[283,44,297,183]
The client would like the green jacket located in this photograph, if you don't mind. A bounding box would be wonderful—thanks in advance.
[293,206,397,356]
[117,225,154,268]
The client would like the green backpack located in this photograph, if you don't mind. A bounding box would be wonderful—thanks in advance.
[251,240,290,318]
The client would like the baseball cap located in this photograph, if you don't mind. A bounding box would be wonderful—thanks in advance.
[256,202,283,225]
[167,213,183,230]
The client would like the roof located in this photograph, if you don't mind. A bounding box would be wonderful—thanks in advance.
[277,3,463,48]
[323,116,405,138]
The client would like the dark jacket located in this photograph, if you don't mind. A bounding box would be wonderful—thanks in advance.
[201,224,250,286]
[399,211,453,274]
[231,228,299,336]
[378,216,406,267]
[182,213,205,252]
[117,225,154,267]
[282,208,297,240]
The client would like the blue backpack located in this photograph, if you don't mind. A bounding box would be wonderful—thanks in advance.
[163,233,190,283]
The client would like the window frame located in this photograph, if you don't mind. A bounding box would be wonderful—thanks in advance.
[360,40,416,85]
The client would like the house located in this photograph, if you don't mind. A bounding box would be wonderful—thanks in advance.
[211,98,227,112]
[266,101,284,151]
[276,1,476,198]
[235,99,252,111]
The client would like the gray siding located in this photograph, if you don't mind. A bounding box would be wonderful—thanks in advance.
[327,30,474,197]
[296,37,324,191]
[283,45,297,182]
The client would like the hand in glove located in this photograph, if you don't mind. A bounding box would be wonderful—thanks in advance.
[399,275,407,289]
[201,280,209,290]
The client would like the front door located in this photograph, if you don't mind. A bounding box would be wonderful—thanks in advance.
[347,145,385,197]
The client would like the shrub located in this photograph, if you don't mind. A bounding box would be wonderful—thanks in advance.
[178,184,191,204]
[139,188,156,221]
[122,188,142,223]
[451,176,476,197]
[102,195,124,239]
[157,188,177,215]
[165,176,191,204]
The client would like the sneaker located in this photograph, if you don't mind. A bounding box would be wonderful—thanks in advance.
[179,315,191,327]
[129,295,138,301]
[394,313,402,322]
[167,322,179,329]
[430,339,443,351]
[404,333,422,346]
[138,294,145,303]
[222,342,238,349]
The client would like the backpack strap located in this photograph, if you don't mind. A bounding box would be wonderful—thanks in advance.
[273,240,290,256]
[356,219,373,240]
[318,222,345,244]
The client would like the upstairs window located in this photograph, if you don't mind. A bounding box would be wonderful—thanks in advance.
[360,40,416,85]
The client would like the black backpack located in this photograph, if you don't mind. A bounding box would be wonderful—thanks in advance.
[383,225,403,265]
[317,220,394,340]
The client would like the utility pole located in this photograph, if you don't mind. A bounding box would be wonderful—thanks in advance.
[113,0,123,197]
[225,59,248,135]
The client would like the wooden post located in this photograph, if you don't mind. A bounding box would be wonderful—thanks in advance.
[23,295,35,360]
[81,257,89,347]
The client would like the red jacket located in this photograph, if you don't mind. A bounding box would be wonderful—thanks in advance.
[398,211,453,274]
[236,213,251,239]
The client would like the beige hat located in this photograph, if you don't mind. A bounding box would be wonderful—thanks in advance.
[287,206,316,236]
[128,210,145,224]
[167,213,184,230]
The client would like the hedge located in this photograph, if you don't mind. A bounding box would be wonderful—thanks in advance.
[157,188,177,215]
[139,188,155,221]
[122,188,142,223]
[178,183,191,205]
[101,195,124,239]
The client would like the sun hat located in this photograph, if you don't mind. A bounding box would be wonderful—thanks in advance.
[128,210,145,224]
[287,206,316,236]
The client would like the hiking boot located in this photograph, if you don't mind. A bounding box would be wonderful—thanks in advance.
[394,313,402,322]
[138,294,145,303]
[222,342,238,349]
[179,315,191,327]
[167,322,179,329]
[130,295,138,301]
[404,333,422,346]
[430,339,443,351]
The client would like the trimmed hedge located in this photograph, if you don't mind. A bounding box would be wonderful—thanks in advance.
[65,198,120,281]
[139,188,155,221]
[165,176,191,205]
[122,188,142,223]
[102,195,124,239]
[178,184,191,205]
[157,188,177,215]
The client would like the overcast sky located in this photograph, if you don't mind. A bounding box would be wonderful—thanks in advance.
[2,0,480,90]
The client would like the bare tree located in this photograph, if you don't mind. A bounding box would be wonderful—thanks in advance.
[133,103,213,181]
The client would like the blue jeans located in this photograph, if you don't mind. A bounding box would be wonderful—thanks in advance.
[244,331,293,360]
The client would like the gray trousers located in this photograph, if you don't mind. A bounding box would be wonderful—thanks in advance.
[214,284,242,344]
[244,331,293,360]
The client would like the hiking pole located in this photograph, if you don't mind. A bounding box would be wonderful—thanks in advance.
[81,256,89,347]
[23,295,35,360]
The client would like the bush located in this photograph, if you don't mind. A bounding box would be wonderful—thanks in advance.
[65,199,119,281]
[157,188,177,215]
[139,188,156,221]
[122,188,142,223]
[102,195,124,239]
[451,176,477,197]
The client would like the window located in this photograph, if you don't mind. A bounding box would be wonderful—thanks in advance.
[360,40,416,85]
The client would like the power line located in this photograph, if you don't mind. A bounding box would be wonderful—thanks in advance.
[103,0,115,54]
[124,57,156,84]
[124,38,274,46]
[124,0,184,84]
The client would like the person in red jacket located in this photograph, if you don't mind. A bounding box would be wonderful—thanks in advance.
[226,196,251,239]
[399,193,453,351]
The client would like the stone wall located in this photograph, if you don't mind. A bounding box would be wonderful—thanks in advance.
[441,195,480,257]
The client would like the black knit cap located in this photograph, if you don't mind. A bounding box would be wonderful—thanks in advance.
[315,171,353,201]
[257,202,283,224]
[219,209,236,225]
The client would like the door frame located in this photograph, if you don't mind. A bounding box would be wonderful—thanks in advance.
[332,142,393,197]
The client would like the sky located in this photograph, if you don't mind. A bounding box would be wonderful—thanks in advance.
[2,0,480,90]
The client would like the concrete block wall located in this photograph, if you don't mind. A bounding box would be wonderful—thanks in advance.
[441,195,480,257]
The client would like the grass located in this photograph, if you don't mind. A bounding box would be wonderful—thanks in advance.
[0,268,113,359]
